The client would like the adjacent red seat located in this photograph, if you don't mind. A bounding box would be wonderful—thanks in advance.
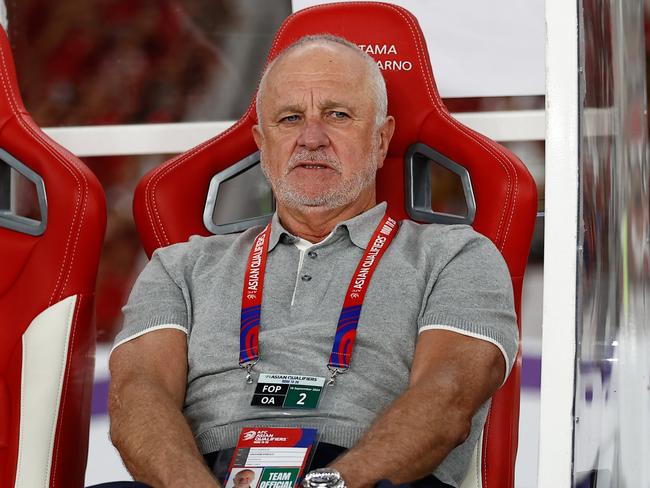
[0,27,106,488]
[133,3,537,486]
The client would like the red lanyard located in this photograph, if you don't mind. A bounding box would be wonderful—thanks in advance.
[240,213,398,385]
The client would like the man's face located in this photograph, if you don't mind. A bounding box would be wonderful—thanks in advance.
[253,43,394,211]
[233,470,254,487]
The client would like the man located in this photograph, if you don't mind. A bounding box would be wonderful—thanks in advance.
[231,469,256,488]
[108,35,517,488]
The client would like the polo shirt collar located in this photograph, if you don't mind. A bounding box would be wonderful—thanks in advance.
[267,202,388,251]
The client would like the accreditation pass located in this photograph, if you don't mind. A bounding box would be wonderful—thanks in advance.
[225,427,318,488]
[251,374,325,409]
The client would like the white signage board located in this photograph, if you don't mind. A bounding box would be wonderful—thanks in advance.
[292,0,544,98]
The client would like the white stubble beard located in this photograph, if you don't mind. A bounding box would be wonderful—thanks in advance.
[261,141,380,211]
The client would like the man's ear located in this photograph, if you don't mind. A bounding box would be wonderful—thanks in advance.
[252,124,264,149]
[376,115,395,168]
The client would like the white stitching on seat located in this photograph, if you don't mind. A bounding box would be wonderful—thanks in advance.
[378,3,517,250]
[146,115,251,247]
[0,42,89,306]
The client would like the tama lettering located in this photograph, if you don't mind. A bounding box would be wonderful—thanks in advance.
[358,44,398,55]
[357,44,412,71]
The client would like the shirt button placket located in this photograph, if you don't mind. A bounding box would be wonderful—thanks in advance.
[302,250,317,282]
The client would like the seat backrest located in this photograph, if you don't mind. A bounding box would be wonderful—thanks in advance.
[133,3,537,487]
[0,27,106,488]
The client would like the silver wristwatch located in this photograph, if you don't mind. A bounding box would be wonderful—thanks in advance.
[300,468,347,488]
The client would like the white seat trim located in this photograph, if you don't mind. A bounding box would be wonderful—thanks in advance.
[460,431,483,488]
[14,295,77,488]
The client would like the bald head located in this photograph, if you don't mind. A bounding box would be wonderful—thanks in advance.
[256,34,388,128]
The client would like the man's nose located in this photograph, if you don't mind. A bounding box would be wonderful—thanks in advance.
[297,117,330,149]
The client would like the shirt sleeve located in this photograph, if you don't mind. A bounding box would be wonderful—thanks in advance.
[417,229,519,381]
[112,248,189,353]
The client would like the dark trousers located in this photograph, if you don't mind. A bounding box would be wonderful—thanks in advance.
[88,443,452,488]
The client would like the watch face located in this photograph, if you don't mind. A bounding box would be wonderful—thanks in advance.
[303,470,343,488]
[311,474,336,485]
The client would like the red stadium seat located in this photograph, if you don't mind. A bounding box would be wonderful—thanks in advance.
[133,3,537,487]
[0,27,106,488]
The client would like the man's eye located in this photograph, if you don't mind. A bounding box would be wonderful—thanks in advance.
[329,111,349,119]
[280,114,300,123]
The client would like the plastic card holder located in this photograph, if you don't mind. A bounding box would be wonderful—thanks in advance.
[251,374,326,410]
[222,427,319,488]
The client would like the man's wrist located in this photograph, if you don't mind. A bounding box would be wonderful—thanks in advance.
[329,456,384,488]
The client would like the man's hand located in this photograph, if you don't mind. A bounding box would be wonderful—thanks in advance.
[109,329,220,488]
[329,329,506,488]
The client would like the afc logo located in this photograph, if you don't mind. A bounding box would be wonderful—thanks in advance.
[243,430,257,441]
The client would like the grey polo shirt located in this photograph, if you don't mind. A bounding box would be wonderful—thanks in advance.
[115,202,518,487]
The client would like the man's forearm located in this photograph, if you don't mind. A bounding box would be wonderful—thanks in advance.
[109,378,219,488]
[328,330,505,488]
[329,379,471,488]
